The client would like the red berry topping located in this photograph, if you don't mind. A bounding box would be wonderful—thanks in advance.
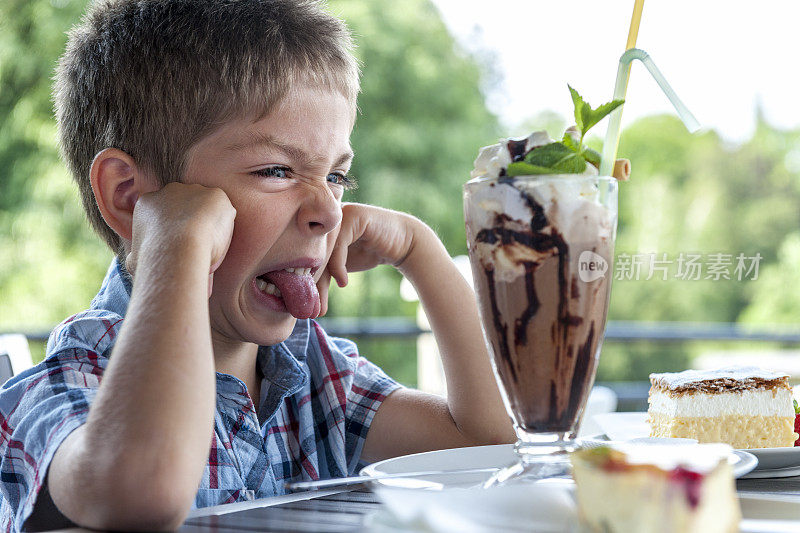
[670,467,703,509]
[794,413,800,446]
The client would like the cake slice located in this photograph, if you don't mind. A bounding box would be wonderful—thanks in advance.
[648,366,797,448]
[571,443,740,533]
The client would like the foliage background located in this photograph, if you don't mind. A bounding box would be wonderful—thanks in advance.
[1,0,799,386]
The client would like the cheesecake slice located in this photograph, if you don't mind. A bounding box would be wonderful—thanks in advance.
[571,443,740,533]
[648,366,797,449]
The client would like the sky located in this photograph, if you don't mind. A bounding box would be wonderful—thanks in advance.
[430,0,800,145]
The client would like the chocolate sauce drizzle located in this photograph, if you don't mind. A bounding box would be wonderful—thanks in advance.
[474,186,569,378]
[474,220,566,387]
[481,268,513,382]
[473,178,603,432]
[567,321,595,422]
[506,139,528,162]
[515,261,538,346]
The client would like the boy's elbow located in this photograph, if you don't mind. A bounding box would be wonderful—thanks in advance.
[111,504,189,532]
[50,427,200,530]
[107,459,199,529]
[82,481,194,531]
[61,460,196,530]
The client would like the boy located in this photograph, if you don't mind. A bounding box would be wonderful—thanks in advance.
[0,0,514,530]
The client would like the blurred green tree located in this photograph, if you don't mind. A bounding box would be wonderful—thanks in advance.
[0,0,113,333]
[739,232,800,324]
[595,114,800,380]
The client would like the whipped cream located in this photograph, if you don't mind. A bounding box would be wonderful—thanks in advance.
[470,129,598,181]
[466,131,615,263]
[519,177,614,249]
[471,131,550,180]
[649,389,795,417]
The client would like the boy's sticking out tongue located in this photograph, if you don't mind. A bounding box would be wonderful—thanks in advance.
[259,269,320,319]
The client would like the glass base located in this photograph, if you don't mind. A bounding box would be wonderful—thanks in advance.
[483,432,576,488]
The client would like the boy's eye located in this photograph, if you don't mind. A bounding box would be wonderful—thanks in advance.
[253,166,290,178]
[328,172,358,190]
[252,166,357,190]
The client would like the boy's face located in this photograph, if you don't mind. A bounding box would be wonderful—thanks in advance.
[182,87,354,347]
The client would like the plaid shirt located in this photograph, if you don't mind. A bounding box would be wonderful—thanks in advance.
[0,259,401,531]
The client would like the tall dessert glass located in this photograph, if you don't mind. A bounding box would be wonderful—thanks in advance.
[464,173,617,486]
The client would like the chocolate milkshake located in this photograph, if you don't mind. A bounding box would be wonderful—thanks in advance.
[464,133,617,436]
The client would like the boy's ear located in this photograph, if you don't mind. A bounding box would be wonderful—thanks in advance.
[90,148,154,242]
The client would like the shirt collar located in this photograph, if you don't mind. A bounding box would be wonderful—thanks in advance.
[257,319,310,394]
[89,257,133,317]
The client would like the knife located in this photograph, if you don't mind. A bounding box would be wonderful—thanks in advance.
[284,467,499,491]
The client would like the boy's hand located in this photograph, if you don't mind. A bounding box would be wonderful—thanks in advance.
[328,202,417,277]
[316,203,419,316]
[126,182,236,295]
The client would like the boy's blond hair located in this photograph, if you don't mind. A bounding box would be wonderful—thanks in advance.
[54,0,360,255]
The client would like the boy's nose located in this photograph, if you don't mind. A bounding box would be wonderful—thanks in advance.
[297,182,343,235]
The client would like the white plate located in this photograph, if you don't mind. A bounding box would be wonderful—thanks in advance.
[594,412,800,472]
[746,446,800,471]
[361,444,516,488]
[740,465,800,479]
[361,443,757,485]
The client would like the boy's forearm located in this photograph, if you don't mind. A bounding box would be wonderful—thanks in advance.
[399,222,516,444]
[92,239,217,465]
[52,239,217,526]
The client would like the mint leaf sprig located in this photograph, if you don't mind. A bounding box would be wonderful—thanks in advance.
[506,86,623,177]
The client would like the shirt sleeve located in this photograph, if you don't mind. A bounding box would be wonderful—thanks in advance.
[0,347,104,531]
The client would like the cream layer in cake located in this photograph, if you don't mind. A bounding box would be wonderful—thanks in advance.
[571,443,740,533]
[648,366,797,448]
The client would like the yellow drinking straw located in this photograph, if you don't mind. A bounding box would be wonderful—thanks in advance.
[626,0,646,53]
[623,0,645,94]
[599,0,700,177]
